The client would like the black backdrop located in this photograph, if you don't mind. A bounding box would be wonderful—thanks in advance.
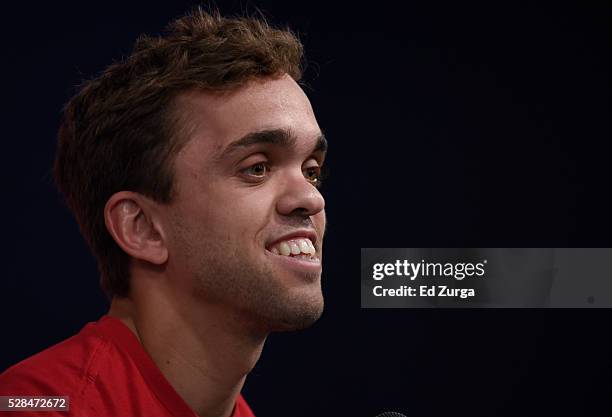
[3,1,612,416]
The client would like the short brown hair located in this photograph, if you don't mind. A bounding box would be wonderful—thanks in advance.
[53,8,304,298]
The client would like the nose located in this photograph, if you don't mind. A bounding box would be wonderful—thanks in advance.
[276,170,325,218]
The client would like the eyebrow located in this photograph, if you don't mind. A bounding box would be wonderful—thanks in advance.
[215,128,327,162]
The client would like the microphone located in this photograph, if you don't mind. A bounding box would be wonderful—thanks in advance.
[375,413,407,417]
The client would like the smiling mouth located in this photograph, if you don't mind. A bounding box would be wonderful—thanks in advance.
[266,238,319,262]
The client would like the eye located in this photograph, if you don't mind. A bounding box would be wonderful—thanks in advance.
[303,164,323,187]
[242,162,268,178]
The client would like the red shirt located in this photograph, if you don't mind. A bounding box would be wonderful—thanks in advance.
[0,316,255,417]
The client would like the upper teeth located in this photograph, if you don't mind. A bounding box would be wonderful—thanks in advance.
[270,238,316,256]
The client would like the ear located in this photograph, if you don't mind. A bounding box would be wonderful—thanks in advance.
[104,191,168,265]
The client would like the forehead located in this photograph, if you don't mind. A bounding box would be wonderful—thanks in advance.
[175,74,321,155]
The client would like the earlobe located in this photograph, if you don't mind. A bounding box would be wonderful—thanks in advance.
[104,192,168,265]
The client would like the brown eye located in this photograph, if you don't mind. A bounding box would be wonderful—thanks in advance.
[243,162,268,177]
[303,166,321,184]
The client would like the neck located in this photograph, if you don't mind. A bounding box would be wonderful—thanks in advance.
[108,282,266,417]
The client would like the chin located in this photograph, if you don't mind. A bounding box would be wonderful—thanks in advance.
[269,292,325,332]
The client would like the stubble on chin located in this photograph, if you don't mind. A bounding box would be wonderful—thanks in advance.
[190,250,324,333]
[171,215,323,332]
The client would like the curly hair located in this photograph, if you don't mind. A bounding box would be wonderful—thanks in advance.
[53,8,304,297]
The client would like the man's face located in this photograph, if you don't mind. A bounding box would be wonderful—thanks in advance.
[160,74,327,332]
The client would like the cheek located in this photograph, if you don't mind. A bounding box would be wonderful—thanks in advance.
[203,189,276,239]
[170,177,279,241]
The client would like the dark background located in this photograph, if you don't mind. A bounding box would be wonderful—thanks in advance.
[3,1,612,416]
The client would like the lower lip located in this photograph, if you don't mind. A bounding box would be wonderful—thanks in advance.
[264,250,322,276]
